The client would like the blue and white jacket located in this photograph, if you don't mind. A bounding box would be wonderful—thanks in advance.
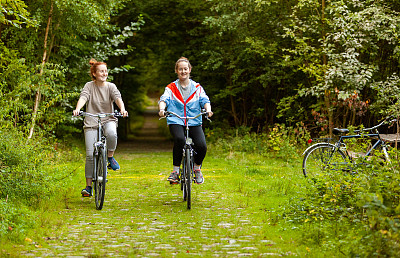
[159,79,210,126]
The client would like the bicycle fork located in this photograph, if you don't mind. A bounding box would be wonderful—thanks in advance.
[93,139,106,183]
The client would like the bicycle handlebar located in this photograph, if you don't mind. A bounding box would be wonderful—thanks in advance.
[354,117,397,132]
[75,111,126,118]
[160,110,211,122]
[333,116,397,134]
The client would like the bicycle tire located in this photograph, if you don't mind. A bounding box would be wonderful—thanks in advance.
[95,147,107,210]
[185,148,191,210]
[303,143,348,179]
[182,155,187,201]
[182,173,187,201]
[93,150,98,199]
[180,164,184,192]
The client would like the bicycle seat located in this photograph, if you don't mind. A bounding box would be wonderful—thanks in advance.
[333,128,349,134]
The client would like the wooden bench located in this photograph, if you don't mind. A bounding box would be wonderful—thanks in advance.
[380,134,400,144]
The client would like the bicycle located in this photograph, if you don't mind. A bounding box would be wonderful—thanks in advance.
[161,110,210,210]
[302,117,397,180]
[77,111,124,210]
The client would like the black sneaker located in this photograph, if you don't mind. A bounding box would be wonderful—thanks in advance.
[194,169,204,184]
[167,171,179,184]
[81,186,92,197]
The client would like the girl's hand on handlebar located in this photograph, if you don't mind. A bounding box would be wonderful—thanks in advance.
[73,109,81,116]
[120,109,129,117]
[206,111,213,118]
[159,110,166,117]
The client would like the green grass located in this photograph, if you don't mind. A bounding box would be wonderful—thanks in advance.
[1,147,335,257]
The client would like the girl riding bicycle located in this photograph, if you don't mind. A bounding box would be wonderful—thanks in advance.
[73,59,128,197]
[158,57,213,185]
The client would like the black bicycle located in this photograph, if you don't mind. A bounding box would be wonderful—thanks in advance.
[162,110,210,210]
[78,111,124,210]
[302,117,397,180]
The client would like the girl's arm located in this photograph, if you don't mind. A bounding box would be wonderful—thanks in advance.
[204,102,213,117]
[159,101,167,117]
[115,98,128,117]
[73,97,87,116]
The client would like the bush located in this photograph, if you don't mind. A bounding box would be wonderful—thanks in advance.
[206,123,310,161]
[287,155,400,256]
[0,128,80,242]
[0,200,35,241]
[0,128,54,204]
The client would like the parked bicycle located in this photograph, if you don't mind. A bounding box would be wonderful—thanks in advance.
[302,117,397,180]
[161,110,211,210]
[77,111,124,210]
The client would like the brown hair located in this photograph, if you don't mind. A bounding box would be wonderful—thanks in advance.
[89,58,107,80]
[175,57,192,71]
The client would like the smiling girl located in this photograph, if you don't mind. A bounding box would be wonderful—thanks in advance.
[73,59,128,197]
[158,57,213,185]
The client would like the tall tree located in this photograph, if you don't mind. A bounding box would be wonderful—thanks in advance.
[1,0,140,137]
[284,0,400,134]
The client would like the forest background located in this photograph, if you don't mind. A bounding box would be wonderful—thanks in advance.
[1,0,400,256]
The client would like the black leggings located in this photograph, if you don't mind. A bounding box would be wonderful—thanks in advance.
[169,124,207,167]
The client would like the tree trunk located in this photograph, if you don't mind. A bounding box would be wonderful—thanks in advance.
[28,1,53,139]
[230,95,239,126]
[321,0,333,136]
[351,109,356,125]
[396,118,399,159]
[47,21,60,62]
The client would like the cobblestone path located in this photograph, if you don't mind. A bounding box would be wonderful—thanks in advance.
[19,107,290,257]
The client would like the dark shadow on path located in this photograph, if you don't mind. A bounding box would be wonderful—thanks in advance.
[117,106,172,153]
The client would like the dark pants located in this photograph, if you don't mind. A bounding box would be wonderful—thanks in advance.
[169,124,207,167]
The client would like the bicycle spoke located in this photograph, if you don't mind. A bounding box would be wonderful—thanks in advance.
[303,143,348,180]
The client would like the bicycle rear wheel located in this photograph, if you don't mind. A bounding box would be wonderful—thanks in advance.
[303,143,348,180]
[94,147,107,210]
[185,148,192,210]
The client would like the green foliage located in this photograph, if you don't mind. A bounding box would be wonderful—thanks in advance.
[285,0,400,128]
[287,151,400,256]
[0,127,81,205]
[0,0,143,139]
[0,0,37,28]
[0,128,82,242]
[371,74,400,117]
[207,123,310,162]
[0,128,51,203]
[0,200,35,241]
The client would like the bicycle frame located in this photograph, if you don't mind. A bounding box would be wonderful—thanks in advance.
[182,123,194,177]
[333,132,388,162]
[92,115,107,183]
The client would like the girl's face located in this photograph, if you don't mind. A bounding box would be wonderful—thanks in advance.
[94,64,108,82]
[176,61,191,81]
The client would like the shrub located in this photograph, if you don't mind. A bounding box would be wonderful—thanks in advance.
[287,154,400,256]
[0,128,79,205]
[0,128,52,204]
[0,128,80,242]
[206,123,310,161]
[0,200,35,241]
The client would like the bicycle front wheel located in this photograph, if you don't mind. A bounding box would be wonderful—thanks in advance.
[303,143,348,180]
[185,148,192,210]
[95,147,107,210]
[181,167,187,201]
